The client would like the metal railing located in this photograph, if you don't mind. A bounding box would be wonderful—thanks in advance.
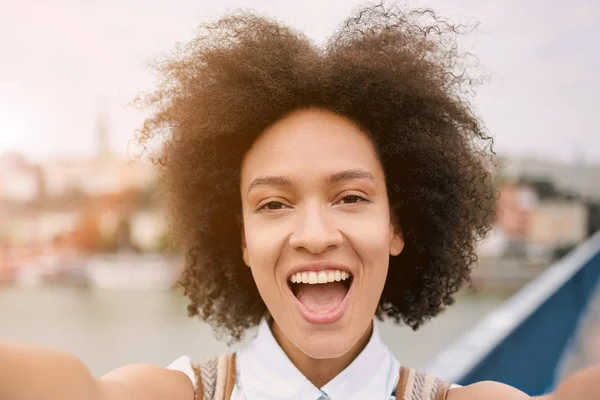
[426,231,600,396]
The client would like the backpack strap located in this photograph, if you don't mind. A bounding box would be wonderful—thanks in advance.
[396,366,451,400]
[222,353,237,400]
[192,352,237,400]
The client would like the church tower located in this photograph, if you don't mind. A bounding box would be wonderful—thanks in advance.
[96,112,112,159]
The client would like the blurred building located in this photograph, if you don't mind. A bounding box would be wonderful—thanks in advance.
[40,156,155,198]
[0,153,41,202]
[0,113,168,275]
[490,182,588,261]
[40,114,155,198]
[129,211,167,252]
[501,157,600,200]
[0,210,79,245]
[529,201,588,248]
[495,183,538,243]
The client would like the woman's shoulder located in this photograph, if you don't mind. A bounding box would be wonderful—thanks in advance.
[167,356,197,390]
[100,361,195,400]
[168,352,237,399]
[397,366,460,399]
[446,381,530,400]
[402,367,528,400]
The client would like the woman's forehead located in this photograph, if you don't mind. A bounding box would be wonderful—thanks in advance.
[240,109,384,185]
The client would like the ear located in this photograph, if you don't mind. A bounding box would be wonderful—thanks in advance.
[389,217,404,257]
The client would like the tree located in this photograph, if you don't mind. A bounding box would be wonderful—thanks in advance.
[518,176,559,199]
[586,201,600,237]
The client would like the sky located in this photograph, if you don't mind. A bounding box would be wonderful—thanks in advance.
[1,0,599,163]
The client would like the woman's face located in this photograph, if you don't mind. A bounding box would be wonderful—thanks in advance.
[240,108,403,359]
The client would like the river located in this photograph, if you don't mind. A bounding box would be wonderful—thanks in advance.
[0,285,512,376]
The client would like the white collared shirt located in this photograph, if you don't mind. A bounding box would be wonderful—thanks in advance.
[169,319,461,399]
[170,318,402,399]
[232,319,400,400]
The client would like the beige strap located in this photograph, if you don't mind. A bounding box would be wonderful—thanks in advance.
[192,364,204,400]
[433,380,451,400]
[400,367,418,399]
[396,366,410,397]
[223,353,237,399]
[213,354,227,400]
[192,353,237,400]
[395,366,451,400]
[421,373,437,398]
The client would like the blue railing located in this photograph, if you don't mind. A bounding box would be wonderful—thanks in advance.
[426,230,600,396]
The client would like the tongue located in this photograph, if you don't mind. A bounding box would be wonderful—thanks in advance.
[295,282,348,313]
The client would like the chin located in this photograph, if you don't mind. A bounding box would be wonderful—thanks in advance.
[295,334,356,360]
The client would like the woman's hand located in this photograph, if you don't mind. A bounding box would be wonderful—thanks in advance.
[448,365,600,399]
[548,365,600,400]
[0,340,194,400]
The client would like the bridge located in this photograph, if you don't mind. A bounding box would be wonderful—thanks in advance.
[426,230,600,396]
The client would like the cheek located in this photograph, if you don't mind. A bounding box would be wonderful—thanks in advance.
[243,215,289,273]
[341,214,391,270]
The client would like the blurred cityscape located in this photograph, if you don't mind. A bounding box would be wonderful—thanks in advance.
[0,115,182,290]
[1,113,599,292]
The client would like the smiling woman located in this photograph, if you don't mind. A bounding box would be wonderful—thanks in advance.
[131,3,517,399]
[132,2,506,397]
[239,109,406,367]
[1,3,599,400]
[143,7,497,349]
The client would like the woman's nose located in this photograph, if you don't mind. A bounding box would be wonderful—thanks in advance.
[288,206,343,254]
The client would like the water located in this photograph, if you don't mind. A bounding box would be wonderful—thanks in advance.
[0,285,511,376]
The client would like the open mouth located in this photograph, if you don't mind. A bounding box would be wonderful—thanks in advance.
[288,270,353,314]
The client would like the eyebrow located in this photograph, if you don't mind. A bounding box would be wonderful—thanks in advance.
[247,175,293,194]
[328,169,375,184]
[247,168,375,195]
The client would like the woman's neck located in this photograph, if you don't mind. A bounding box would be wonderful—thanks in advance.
[270,321,373,388]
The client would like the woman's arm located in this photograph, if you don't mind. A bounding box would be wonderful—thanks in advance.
[546,365,600,400]
[448,365,600,400]
[100,363,194,400]
[447,381,529,400]
[0,341,194,400]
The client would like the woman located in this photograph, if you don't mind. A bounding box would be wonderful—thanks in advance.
[1,4,598,399]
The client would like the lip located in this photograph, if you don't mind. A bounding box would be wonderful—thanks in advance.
[287,275,354,325]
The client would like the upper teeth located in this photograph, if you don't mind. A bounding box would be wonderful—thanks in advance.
[289,270,351,284]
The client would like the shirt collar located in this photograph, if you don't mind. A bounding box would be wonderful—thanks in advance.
[236,319,400,400]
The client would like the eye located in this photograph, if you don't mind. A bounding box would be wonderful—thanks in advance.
[257,201,288,212]
[337,194,369,205]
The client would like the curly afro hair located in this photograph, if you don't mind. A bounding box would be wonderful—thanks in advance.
[137,3,496,342]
